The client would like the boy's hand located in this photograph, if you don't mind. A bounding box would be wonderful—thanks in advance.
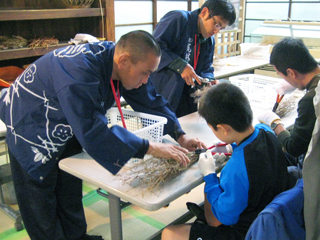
[258,111,281,126]
[213,153,227,165]
[198,150,216,176]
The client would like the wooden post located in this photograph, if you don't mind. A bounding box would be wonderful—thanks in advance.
[106,0,115,42]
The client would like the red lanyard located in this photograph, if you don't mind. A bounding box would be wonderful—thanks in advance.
[194,34,200,70]
[110,78,127,129]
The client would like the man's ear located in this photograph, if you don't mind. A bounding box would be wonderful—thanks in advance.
[118,53,130,69]
[286,68,297,79]
[199,7,210,20]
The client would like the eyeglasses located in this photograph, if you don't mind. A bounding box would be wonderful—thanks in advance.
[212,16,225,30]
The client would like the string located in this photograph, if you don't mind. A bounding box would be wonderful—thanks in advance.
[110,78,127,129]
[194,34,200,70]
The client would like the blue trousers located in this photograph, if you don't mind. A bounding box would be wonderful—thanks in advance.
[9,138,86,240]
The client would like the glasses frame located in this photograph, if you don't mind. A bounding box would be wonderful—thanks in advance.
[212,15,225,30]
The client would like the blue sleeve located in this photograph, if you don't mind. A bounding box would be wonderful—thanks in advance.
[153,11,189,71]
[245,212,281,240]
[204,149,250,225]
[54,52,149,175]
[123,79,185,140]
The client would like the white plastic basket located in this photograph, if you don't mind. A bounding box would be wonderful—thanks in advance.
[106,107,167,143]
[229,74,280,108]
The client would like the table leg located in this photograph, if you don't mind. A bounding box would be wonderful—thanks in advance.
[108,193,123,240]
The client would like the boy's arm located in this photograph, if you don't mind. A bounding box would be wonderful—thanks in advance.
[204,193,222,227]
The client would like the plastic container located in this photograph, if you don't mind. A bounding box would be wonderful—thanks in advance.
[106,107,167,143]
[229,74,280,108]
[240,43,271,58]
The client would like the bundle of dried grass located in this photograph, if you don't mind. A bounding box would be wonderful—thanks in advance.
[0,35,28,50]
[212,59,225,71]
[190,85,211,106]
[28,37,59,49]
[275,90,304,118]
[117,152,199,192]
[56,0,94,8]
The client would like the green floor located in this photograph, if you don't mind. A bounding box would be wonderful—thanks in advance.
[0,180,203,240]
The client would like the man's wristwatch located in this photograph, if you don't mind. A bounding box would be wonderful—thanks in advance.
[271,120,283,131]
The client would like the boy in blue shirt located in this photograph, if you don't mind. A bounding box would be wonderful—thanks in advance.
[161,83,290,240]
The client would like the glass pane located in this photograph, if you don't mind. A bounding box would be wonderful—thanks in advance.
[157,1,188,22]
[292,0,319,1]
[115,25,154,42]
[192,1,199,10]
[244,36,252,42]
[246,3,289,20]
[291,3,320,21]
[244,20,264,35]
[249,36,263,43]
[293,29,320,38]
[115,1,153,25]
[247,0,288,2]
[251,24,292,37]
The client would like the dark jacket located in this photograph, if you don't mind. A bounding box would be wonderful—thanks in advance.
[151,9,215,112]
[0,41,184,182]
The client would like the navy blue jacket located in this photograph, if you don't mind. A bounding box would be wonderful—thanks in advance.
[204,124,289,238]
[245,179,305,240]
[0,42,184,182]
[150,9,215,111]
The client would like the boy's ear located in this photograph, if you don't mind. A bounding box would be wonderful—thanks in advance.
[216,124,229,136]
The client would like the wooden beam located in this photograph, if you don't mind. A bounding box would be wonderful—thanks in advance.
[263,20,320,26]
[106,0,115,42]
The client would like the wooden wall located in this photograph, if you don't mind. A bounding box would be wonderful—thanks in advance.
[0,0,101,9]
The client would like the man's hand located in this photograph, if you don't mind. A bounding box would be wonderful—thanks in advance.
[181,64,202,86]
[177,134,207,151]
[147,142,190,166]
[198,150,216,176]
[275,79,296,95]
[258,111,281,127]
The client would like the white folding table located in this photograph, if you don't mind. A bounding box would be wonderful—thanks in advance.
[214,55,270,79]
[59,107,297,240]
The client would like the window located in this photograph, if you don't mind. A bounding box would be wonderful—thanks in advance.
[114,0,199,42]
[244,0,320,43]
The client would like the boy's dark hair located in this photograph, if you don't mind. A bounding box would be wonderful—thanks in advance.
[198,82,253,132]
[270,37,318,76]
[117,30,161,64]
[201,0,236,25]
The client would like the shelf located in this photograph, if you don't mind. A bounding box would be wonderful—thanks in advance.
[0,43,70,61]
[0,8,104,21]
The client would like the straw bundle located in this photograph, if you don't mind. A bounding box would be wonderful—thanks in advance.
[28,37,59,49]
[0,36,28,50]
[117,152,199,192]
[59,0,94,8]
[275,90,304,118]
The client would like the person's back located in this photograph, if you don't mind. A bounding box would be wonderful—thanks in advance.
[223,123,290,236]
[259,37,320,166]
[198,83,290,239]
[161,83,290,240]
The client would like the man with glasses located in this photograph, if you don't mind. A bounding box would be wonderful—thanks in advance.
[150,0,236,117]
